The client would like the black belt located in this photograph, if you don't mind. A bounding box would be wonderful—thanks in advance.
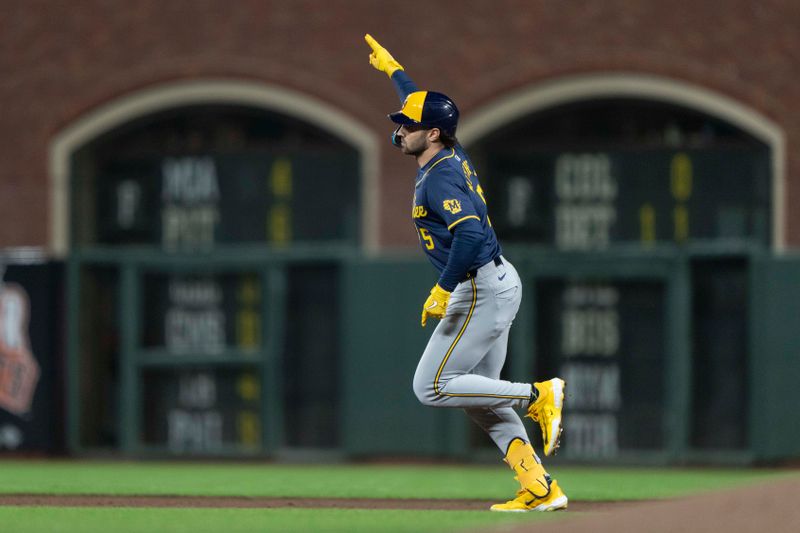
[465,256,503,280]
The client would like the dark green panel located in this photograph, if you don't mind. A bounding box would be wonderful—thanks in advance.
[76,264,121,449]
[282,264,341,448]
[340,258,459,456]
[690,258,749,450]
[751,256,800,460]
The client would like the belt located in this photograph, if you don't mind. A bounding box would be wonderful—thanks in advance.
[465,256,503,280]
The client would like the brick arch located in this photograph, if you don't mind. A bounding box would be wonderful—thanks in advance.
[48,79,380,256]
[459,73,786,250]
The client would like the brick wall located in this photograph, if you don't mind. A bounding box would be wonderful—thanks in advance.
[1,0,798,249]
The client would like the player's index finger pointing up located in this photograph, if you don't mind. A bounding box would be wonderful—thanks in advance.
[364,34,381,51]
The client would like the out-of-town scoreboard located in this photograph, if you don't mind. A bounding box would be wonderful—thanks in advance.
[484,148,770,248]
[75,150,356,454]
[481,147,767,458]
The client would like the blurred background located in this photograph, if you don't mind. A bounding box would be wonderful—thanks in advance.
[1,0,799,465]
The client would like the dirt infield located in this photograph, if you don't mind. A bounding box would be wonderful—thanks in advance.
[0,494,632,512]
[497,477,800,533]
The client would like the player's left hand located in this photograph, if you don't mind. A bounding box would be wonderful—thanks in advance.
[364,34,404,77]
[421,284,451,327]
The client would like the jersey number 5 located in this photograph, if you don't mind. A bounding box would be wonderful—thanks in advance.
[419,228,435,250]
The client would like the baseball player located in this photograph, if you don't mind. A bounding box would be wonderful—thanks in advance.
[364,35,568,512]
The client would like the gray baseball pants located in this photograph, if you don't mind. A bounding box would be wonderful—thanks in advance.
[413,256,534,453]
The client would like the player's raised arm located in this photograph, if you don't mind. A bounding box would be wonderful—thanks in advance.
[364,34,419,102]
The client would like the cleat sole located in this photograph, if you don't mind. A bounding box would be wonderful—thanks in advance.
[490,495,569,513]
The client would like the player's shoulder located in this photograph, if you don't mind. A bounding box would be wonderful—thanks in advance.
[447,145,479,177]
[429,150,466,179]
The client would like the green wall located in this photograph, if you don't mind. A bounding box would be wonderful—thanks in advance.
[65,246,800,463]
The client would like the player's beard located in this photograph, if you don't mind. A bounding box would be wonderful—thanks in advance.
[402,135,428,157]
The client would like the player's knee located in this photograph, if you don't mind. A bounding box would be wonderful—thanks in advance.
[412,371,438,406]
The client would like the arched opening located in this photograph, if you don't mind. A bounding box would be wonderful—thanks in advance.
[49,80,380,256]
[460,74,785,250]
[51,81,378,453]
[458,75,785,458]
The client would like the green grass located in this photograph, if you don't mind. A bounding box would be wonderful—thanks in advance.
[0,461,794,533]
[0,461,788,500]
[0,507,559,533]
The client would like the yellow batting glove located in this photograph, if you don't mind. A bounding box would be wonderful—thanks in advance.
[421,284,451,327]
[364,34,404,78]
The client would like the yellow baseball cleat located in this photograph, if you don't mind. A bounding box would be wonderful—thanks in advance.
[491,438,568,512]
[526,378,566,456]
[490,479,568,512]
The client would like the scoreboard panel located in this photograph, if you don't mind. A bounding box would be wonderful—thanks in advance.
[141,272,261,354]
[90,151,360,248]
[534,279,667,458]
[128,264,341,453]
[484,148,770,248]
[142,367,261,454]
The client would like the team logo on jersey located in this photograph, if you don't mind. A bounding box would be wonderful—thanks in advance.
[443,199,462,214]
[412,205,428,218]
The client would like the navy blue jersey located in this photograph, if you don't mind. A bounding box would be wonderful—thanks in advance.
[412,145,501,275]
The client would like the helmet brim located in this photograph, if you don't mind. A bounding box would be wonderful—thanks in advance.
[388,111,420,126]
